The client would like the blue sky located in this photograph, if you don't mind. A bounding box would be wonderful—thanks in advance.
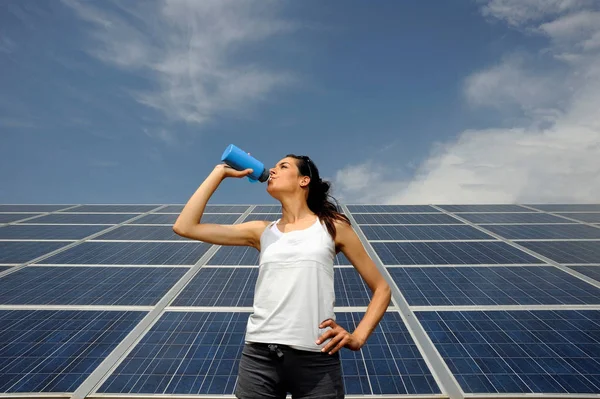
[1,0,599,205]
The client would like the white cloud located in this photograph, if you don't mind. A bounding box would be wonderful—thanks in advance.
[463,53,565,116]
[480,0,590,27]
[334,2,600,204]
[62,0,294,126]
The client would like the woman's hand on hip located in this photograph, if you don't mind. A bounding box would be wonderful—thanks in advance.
[315,319,364,355]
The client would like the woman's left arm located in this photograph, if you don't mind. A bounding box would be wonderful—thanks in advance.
[316,220,392,354]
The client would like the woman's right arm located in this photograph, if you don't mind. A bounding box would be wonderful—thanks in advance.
[172,164,269,249]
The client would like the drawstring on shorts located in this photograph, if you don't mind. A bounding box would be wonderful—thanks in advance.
[267,344,284,359]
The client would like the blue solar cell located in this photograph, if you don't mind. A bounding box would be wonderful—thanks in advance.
[353,213,460,224]
[528,204,600,212]
[68,205,159,213]
[438,205,529,212]
[98,311,440,396]
[336,312,440,395]
[0,205,73,212]
[163,205,246,213]
[172,268,258,306]
[0,225,107,240]
[568,266,600,284]
[0,266,12,273]
[30,213,138,224]
[131,213,241,225]
[37,242,211,265]
[0,266,186,305]
[360,225,493,240]
[417,310,600,394]
[0,309,145,393]
[97,311,248,395]
[336,252,352,265]
[557,213,600,223]
[207,246,260,265]
[0,213,41,223]
[252,205,282,213]
[518,241,600,264]
[243,213,279,221]
[459,212,570,224]
[204,205,250,213]
[372,242,543,265]
[335,268,372,306]
[483,224,600,239]
[0,241,71,264]
[347,205,438,213]
[388,266,600,305]
[93,226,189,241]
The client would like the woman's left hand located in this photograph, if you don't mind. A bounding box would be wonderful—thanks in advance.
[316,319,364,355]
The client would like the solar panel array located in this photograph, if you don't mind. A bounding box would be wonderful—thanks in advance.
[0,203,599,399]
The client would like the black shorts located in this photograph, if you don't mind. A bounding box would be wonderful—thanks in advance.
[235,342,345,399]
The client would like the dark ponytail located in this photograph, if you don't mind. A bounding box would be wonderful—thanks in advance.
[287,154,351,240]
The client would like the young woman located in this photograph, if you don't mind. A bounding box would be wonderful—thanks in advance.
[173,154,391,399]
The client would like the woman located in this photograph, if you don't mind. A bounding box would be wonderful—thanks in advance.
[173,154,391,399]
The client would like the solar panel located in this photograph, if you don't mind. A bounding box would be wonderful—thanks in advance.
[388,266,600,306]
[372,241,543,265]
[201,205,250,213]
[0,266,187,305]
[0,241,72,264]
[3,202,600,399]
[29,213,138,224]
[36,242,211,265]
[0,224,108,240]
[438,205,529,212]
[207,246,260,265]
[96,311,250,395]
[483,224,600,239]
[567,266,600,284]
[458,212,570,224]
[338,311,440,395]
[346,205,438,213]
[252,205,282,213]
[129,213,241,225]
[67,205,159,213]
[353,213,460,224]
[527,204,600,212]
[517,241,600,264]
[243,213,279,221]
[93,226,189,241]
[97,311,440,396]
[557,212,600,223]
[0,205,73,212]
[361,225,493,240]
[0,309,146,393]
[417,310,600,394]
[171,268,258,307]
[0,213,41,223]
[335,268,373,306]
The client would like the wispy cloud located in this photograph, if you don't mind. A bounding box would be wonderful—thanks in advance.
[334,1,600,204]
[89,159,120,168]
[0,35,16,54]
[62,0,295,127]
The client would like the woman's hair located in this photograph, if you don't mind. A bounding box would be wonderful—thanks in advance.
[286,154,351,239]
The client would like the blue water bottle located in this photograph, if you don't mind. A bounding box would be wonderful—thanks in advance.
[221,144,269,183]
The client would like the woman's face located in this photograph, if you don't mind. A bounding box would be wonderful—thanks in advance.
[266,157,309,197]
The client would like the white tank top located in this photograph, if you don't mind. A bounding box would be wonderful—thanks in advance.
[244,216,336,352]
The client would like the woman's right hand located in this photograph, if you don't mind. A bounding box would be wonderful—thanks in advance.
[214,163,254,179]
